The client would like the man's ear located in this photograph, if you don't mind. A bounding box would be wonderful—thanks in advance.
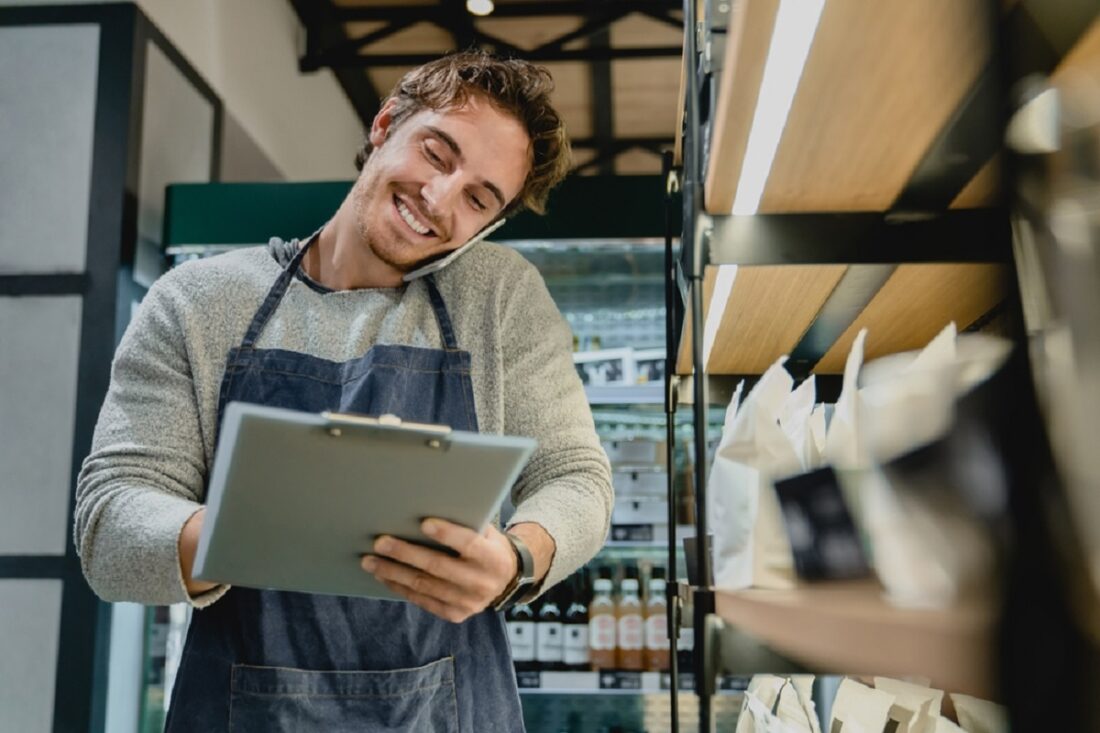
[369,98,400,148]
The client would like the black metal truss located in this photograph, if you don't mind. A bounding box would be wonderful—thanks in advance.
[570,137,674,175]
[589,25,615,175]
[289,0,382,125]
[327,1,682,23]
[299,1,682,70]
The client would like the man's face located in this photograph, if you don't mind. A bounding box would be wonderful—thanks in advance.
[352,95,532,274]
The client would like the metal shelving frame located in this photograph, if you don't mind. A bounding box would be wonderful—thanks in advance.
[659,0,1079,729]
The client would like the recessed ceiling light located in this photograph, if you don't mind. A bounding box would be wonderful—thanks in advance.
[466,0,494,17]
[732,0,826,215]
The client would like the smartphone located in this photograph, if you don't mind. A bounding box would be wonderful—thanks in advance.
[402,218,508,282]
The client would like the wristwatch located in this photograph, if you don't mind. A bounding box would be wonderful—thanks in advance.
[492,531,537,611]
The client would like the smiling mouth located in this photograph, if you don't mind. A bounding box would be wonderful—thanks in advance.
[393,195,436,237]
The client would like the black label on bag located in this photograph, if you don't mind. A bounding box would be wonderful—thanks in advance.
[773,466,870,581]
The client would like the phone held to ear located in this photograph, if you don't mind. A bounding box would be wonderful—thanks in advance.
[402,218,508,282]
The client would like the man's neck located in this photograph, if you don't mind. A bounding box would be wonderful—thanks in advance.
[304,203,405,291]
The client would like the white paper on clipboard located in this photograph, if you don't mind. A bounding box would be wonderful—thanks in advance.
[193,401,536,600]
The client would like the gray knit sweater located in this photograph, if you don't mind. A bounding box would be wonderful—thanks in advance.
[74,238,613,608]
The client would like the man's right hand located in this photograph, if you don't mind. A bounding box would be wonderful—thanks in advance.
[178,509,217,596]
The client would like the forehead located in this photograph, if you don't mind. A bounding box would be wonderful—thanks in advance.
[400,98,532,199]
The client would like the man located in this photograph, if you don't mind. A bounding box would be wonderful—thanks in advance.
[75,52,612,731]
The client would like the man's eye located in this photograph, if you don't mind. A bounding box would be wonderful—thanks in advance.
[424,145,444,167]
[469,193,486,211]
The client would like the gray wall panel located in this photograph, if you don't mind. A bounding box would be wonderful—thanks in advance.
[0,580,63,732]
[0,25,99,274]
[0,296,83,555]
[134,41,215,287]
[221,108,283,182]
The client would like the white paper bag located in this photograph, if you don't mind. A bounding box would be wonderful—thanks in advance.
[708,358,804,590]
[738,675,820,733]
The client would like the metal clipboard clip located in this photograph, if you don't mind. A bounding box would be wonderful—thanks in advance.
[320,411,453,449]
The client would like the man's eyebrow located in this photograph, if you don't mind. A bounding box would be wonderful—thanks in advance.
[425,126,507,210]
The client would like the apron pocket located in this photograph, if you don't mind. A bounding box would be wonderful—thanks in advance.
[228,656,459,733]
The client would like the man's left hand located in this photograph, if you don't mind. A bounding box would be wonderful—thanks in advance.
[362,519,537,623]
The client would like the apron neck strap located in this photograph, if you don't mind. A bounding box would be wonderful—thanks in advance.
[422,274,460,351]
[240,234,316,348]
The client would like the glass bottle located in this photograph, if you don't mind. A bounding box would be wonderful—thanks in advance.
[616,564,644,671]
[588,567,617,670]
[644,566,670,671]
[563,570,591,671]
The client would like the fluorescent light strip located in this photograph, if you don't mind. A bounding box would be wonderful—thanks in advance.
[702,265,739,368]
[732,0,826,215]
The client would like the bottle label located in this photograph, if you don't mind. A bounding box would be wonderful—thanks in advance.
[507,621,535,662]
[564,625,590,665]
[589,614,616,650]
[645,613,668,650]
[618,614,644,650]
[536,622,563,663]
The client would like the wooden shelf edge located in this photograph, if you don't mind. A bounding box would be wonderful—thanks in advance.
[715,581,996,698]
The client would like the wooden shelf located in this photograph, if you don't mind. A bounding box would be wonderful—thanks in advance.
[676,262,1006,376]
[716,581,995,698]
[814,263,1007,373]
[704,1,994,214]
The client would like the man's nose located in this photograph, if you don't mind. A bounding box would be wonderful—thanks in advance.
[422,172,464,216]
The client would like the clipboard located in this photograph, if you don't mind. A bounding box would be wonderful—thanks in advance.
[193,401,537,600]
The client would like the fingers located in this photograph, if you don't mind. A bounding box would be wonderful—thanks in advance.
[369,535,483,590]
[420,518,483,556]
[362,555,473,610]
[360,520,516,624]
[376,578,476,624]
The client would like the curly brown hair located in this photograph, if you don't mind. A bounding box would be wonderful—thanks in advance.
[354,51,571,217]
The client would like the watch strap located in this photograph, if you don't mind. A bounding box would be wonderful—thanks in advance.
[492,531,537,611]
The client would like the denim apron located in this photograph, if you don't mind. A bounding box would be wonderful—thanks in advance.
[165,237,525,732]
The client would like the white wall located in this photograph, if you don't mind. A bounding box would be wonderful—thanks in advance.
[136,0,365,180]
[1,0,366,180]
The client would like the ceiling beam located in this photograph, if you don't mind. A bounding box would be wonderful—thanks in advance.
[301,18,416,71]
[588,26,615,175]
[330,1,682,23]
[317,45,682,68]
[570,136,674,149]
[637,8,685,32]
[288,0,381,128]
[535,8,633,54]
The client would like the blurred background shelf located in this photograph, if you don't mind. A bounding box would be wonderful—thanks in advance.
[714,581,995,699]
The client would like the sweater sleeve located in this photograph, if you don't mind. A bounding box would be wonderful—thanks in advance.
[500,264,613,593]
[74,269,228,607]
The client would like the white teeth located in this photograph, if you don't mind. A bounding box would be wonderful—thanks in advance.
[396,199,431,235]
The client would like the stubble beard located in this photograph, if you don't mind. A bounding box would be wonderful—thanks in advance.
[351,171,431,275]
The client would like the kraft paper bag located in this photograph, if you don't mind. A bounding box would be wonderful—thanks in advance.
[829,677,894,733]
[873,677,944,733]
[949,693,1008,733]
